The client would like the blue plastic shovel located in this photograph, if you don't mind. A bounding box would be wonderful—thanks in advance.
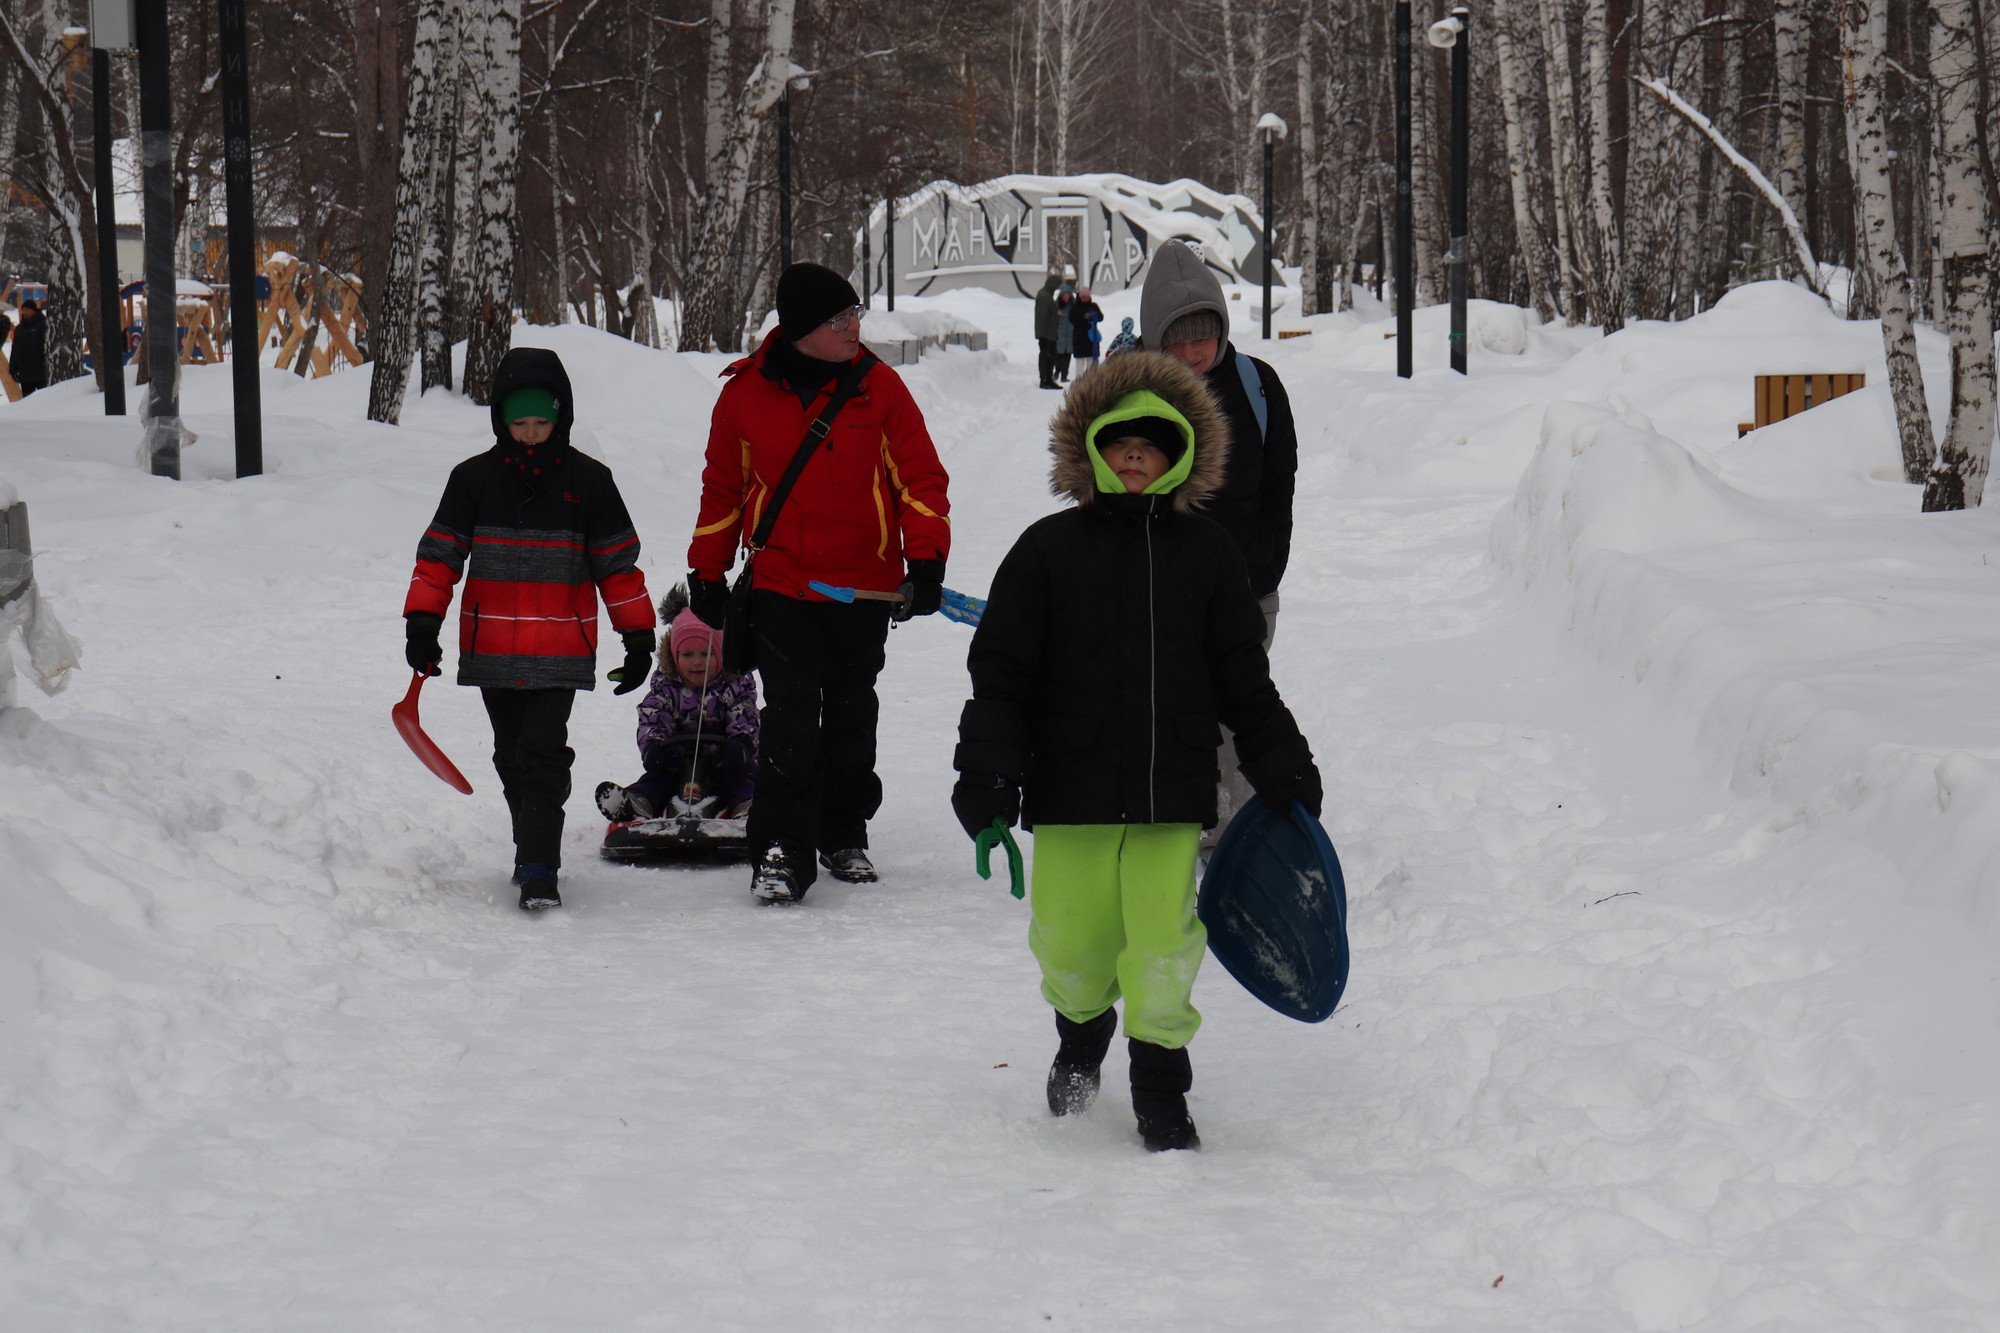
[808,580,985,626]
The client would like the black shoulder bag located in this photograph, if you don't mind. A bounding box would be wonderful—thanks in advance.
[721,360,869,674]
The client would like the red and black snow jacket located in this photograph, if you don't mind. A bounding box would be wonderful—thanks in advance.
[687,331,951,600]
[403,347,654,690]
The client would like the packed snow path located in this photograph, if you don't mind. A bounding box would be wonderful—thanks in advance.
[5,285,1999,1328]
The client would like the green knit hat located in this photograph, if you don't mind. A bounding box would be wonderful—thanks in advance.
[502,387,559,423]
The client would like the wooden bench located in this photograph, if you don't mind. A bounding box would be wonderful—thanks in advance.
[1738,371,1866,436]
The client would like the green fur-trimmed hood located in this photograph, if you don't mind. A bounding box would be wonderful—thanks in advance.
[1047,351,1229,514]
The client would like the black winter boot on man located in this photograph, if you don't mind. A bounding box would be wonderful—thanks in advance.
[515,863,561,911]
[1129,1039,1200,1151]
[819,848,879,883]
[1047,1008,1118,1116]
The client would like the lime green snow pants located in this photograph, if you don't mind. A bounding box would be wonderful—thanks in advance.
[1029,823,1206,1050]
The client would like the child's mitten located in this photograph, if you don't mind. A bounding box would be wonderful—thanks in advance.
[609,628,657,695]
[1255,762,1324,818]
[405,611,444,677]
[952,772,1020,840]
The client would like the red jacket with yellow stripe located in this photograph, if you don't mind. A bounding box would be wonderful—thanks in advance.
[404,347,653,690]
[687,332,950,599]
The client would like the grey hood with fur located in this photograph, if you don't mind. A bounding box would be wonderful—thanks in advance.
[1139,240,1230,350]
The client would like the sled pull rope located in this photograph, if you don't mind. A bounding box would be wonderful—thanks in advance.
[975,818,1024,899]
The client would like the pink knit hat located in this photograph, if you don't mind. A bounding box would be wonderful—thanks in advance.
[667,605,722,669]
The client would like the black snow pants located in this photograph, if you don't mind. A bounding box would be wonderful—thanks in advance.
[481,686,576,868]
[1037,337,1058,388]
[745,590,892,888]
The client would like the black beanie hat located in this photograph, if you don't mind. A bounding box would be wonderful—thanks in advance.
[1095,415,1187,465]
[776,263,862,340]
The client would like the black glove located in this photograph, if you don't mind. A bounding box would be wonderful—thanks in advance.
[952,771,1020,840]
[609,628,657,695]
[895,558,946,623]
[688,573,730,629]
[1256,763,1324,819]
[405,611,443,677]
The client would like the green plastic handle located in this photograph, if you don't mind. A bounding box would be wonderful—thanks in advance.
[974,818,1025,899]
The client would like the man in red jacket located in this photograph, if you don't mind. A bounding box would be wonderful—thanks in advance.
[405,347,656,910]
[688,263,951,903]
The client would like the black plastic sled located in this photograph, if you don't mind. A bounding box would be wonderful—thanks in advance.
[600,796,752,863]
[1197,798,1350,1023]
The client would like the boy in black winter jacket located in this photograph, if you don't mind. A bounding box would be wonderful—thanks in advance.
[951,351,1321,1151]
[403,347,657,910]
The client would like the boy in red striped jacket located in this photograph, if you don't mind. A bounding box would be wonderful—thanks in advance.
[403,346,656,910]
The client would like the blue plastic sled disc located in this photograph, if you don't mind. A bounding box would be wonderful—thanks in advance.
[1197,798,1350,1023]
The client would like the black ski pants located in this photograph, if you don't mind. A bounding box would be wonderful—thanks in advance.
[1037,337,1057,388]
[481,686,575,869]
[746,591,892,886]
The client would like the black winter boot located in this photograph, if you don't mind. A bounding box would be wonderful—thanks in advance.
[1129,1039,1199,1151]
[1046,1008,1118,1116]
[514,862,561,911]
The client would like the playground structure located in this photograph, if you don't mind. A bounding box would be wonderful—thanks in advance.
[11,253,367,379]
[254,253,366,378]
[856,173,1289,300]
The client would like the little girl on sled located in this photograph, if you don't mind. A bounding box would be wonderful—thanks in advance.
[597,588,759,824]
[951,351,1321,1152]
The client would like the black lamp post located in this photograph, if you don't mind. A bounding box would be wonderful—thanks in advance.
[1430,7,1470,375]
[1256,112,1287,340]
[218,0,261,474]
[1394,0,1413,378]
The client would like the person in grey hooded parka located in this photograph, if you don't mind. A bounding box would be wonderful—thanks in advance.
[1139,241,1297,615]
[1139,239,1300,832]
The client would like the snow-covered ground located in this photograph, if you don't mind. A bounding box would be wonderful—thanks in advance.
[4,282,1999,1329]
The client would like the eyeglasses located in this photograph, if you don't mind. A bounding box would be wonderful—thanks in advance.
[824,305,866,332]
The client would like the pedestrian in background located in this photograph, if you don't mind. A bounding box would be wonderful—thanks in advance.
[9,300,48,397]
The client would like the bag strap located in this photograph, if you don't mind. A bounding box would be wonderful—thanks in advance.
[746,357,871,553]
[1235,351,1268,445]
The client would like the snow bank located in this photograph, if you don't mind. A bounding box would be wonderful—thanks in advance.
[1491,285,2000,935]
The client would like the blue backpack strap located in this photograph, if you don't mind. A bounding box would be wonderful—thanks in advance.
[1235,351,1268,444]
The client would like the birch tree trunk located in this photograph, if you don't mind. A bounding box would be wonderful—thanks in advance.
[1583,0,1622,329]
[1411,35,1446,306]
[366,0,450,424]
[704,0,734,174]
[1840,0,1932,483]
[1772,0,1809,279]
[1493,0,1557,322]
[1924,0,1996,510]
[461,0,523,406]
[1538,0,1589,322]
[677,0,794,353]
[1295,2,1319,317]
[418,38,461,394]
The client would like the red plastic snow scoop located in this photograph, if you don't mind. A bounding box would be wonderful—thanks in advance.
[392,670,474,794]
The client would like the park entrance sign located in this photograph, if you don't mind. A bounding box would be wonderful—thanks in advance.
[857,173,1286,299]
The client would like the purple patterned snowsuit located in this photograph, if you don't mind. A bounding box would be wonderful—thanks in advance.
[627,668,761,812]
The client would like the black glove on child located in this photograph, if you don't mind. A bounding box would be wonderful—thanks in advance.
[895,559,946,623]
[688,573,730,630]
[952,772,1021,841]
[609,628,657,695]
[1256,762,1325,819]
[405,611,444,677]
